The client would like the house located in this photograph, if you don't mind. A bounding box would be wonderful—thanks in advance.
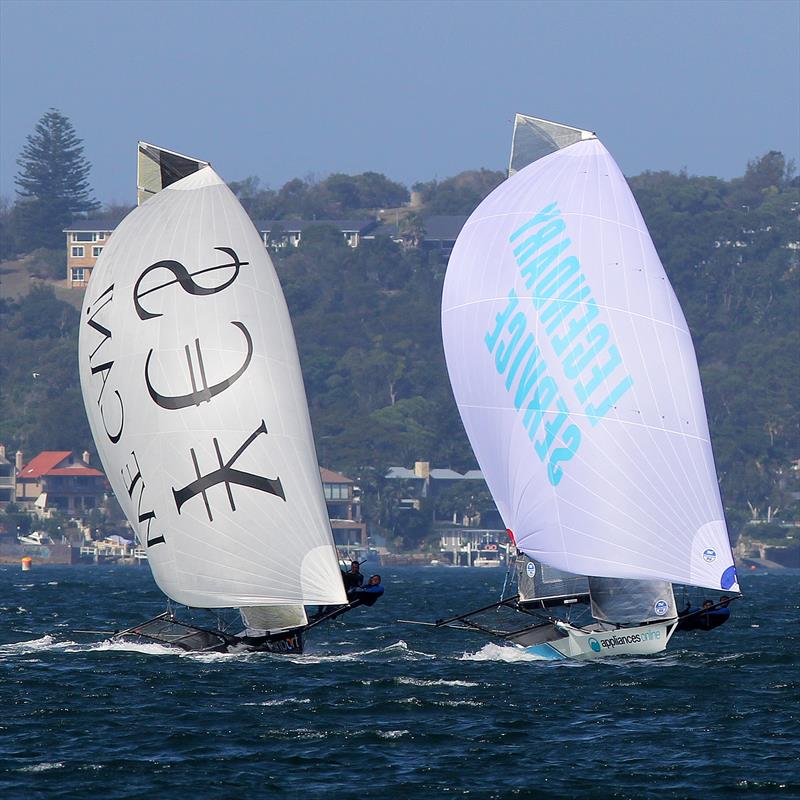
[15,450,106,515]
[62,217,379,288]
[386,461,505,564]
[63,220,119,287]
[367,214,468,259]
[257,219,377,249]
[420,215,469,259]
[320,467,367,552]
[385,460,486,506]
[0,445,16,507]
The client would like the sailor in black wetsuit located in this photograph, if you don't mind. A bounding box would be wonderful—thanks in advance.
[699,596,731,630]
[349,574,385,607]
[343,561,364,595]
[677,597,731,632]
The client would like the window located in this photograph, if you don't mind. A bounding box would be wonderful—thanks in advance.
[97,232,105,240]
[73,232,96,242]
[71,246,85,257]
[92,246,103,257]
[323,483,349,501]
[71,268,86,283]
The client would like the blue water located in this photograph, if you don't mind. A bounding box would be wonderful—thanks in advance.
[1,565,797,799]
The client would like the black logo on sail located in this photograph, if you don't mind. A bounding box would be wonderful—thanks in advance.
[172,421,286,522]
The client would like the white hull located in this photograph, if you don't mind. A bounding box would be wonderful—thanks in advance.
[520,620,678,661]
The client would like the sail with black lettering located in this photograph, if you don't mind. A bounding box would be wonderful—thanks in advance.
[441,114,738,594]
[78,161,347,612]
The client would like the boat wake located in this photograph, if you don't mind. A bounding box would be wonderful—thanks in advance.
[0,635,69,656]
[459,642,554,662]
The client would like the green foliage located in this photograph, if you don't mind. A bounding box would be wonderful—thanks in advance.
[14,109,98,249]
[0,505,33,537]
[231,171,408,220]
[0,153,796,539]
[629,154,800,511]
[413,169,505,213]
[24,248,66,281]
[0,285,89,455]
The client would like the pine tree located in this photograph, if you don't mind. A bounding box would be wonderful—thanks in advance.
[14,109,98,250]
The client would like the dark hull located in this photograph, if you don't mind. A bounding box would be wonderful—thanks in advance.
[114,613,305,654]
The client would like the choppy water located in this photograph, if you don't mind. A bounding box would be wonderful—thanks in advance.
[1,565,797,799]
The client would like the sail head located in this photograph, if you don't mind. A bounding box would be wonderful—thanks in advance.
[137,141,209,205]
[509,113,595,176]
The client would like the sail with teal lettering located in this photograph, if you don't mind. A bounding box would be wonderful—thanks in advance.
[441,114,738,593]
[78,159,347,610]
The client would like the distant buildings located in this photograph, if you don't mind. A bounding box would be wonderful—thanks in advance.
[2,442,369,556]
[15,450,105,515]
[258,219,377,249]
[62,214,469,286]
[320,467,367,554]
[63,220,117,287]
[0,445,16,508]
[385,461,506,564]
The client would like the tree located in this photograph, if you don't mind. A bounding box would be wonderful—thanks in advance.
[14,109,98,249]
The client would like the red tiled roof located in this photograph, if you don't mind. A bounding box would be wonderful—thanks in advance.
[19,451,104,479]
[319,467,353,484]
[19,451,71,478]
[47,467,104,477]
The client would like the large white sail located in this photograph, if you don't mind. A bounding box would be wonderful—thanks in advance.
[442,116,738,593]
[79,165,347,608]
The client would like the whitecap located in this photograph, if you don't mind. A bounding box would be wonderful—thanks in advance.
[434,700,484,707]
[396,677,479,687]
[376,729,409,739]
[288,640,436,664]
[248,698,311,707]
[19,762,64,773]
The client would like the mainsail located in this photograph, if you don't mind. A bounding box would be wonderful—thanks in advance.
[442,114,738,593]
[79,157,347,611]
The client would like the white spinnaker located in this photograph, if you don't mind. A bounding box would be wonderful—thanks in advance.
[442,137,738,593]
[79,166,347,608]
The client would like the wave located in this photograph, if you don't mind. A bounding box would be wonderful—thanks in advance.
[287,639,436,665]
[17,762,65,773]
[0,635,74,655]
[395,676,479,687]
[242,697,311,707]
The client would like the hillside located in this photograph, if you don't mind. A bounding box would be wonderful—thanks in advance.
[0,155,797,543]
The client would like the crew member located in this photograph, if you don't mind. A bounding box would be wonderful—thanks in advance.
[342,561,364,594]
[349,574,384,607]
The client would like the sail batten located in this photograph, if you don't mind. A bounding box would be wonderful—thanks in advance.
[443,121,738,594]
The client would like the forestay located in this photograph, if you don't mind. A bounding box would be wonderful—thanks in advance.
[441,115,738,593]
[78,165,347,609]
